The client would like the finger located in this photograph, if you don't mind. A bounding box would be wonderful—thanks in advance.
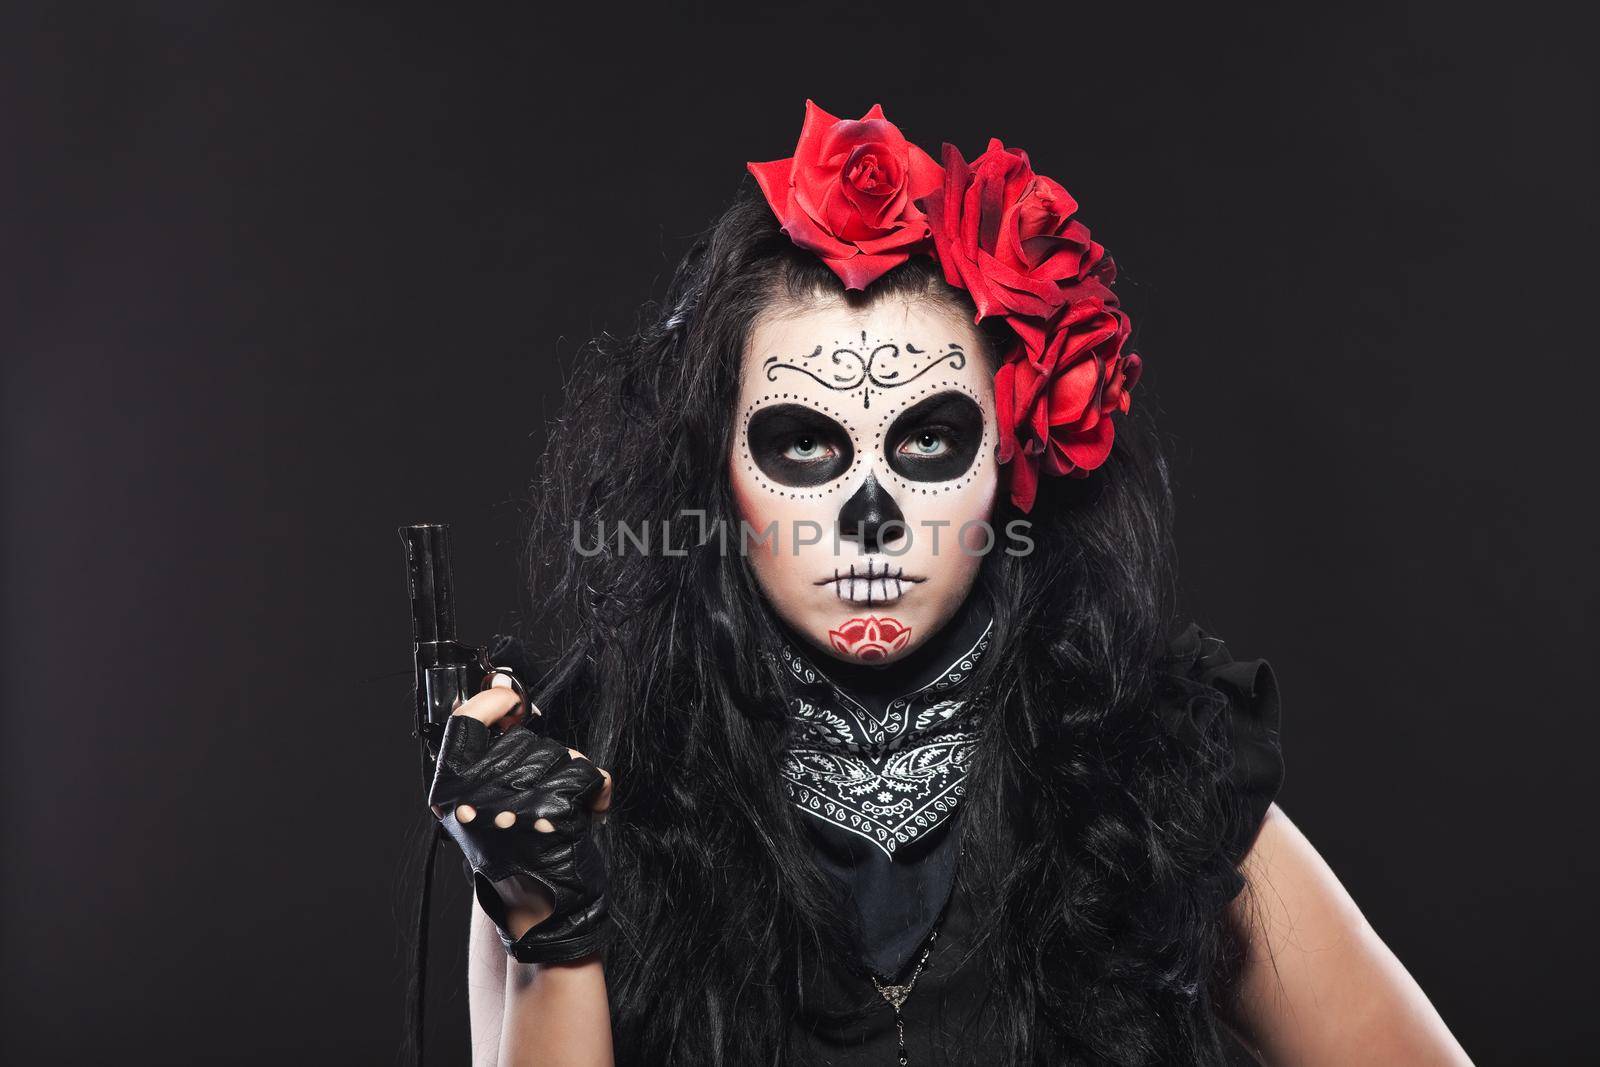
[456,804,477,823]
[533,818,555,833]
[493,810,517,830]
[565,748,613,814]
[485,672,524,729]
[485,671,542,720]
[451,684,523,729]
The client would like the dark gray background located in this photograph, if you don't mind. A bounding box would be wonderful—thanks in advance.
[4,3,1593,1063]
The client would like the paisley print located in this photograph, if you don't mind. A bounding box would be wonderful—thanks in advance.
[777,622,992,857]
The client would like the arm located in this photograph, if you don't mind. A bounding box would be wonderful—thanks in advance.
[465,857,617,1067]
[467,897,508,1067]
[1218,804,1472,1066]
[445,679,617,1067]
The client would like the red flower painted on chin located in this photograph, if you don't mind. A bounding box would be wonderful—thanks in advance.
[748,100,943,291]
[828,616,913,662]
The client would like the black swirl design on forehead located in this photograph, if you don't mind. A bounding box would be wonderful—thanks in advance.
[762,331,966,410]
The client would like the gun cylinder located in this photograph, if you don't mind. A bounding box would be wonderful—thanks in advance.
[400,524,490,785]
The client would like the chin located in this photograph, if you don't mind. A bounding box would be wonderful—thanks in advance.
[807,598,928,664]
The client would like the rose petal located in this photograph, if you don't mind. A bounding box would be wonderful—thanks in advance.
[840,143,906,223]
[924,143,970,294]
[906,142,944,201]
[824,250,911,291]
[1052,416,1116,472]
[1025,374,1052,451]
[795,99,842,168]
[1005,353,1051,429]
[975,249,1069,318]
[994,358,1019,463]
[747,158,795,214]
[1044,355,1101,425]
[1008,449,1040,513]
[778,201,857,260]
[1122,352,1144,393]
[1053,316,1120,371]
[854,221,928,256]
[1007,312,1050,360]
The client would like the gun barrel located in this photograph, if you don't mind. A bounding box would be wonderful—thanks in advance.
[400,523,456,645]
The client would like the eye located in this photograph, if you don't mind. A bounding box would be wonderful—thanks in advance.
[897,427,953,458]
[785,434,834,461]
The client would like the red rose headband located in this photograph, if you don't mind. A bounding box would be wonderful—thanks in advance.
[748,100,1142,514]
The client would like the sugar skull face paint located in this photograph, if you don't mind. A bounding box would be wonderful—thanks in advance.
[731,294,999,666]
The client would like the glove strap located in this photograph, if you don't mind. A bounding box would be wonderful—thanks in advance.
[502,901,615,965]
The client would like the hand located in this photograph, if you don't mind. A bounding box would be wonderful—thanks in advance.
[427,677,615,965]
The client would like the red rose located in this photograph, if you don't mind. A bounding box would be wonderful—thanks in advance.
[748,100,943,290]
[993,283,1141,512]
[925,138,1107,321]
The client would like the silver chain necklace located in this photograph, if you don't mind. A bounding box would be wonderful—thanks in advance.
[868,915,943,1066]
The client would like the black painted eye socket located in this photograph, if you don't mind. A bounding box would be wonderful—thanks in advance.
[746,403,855,487]
[885,391,983,482]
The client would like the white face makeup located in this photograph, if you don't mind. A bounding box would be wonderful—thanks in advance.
[731,292,999,666]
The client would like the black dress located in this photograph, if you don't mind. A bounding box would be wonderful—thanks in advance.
[782,623,1285,1066]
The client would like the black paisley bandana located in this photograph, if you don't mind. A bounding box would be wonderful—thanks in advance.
[777,619,993,859]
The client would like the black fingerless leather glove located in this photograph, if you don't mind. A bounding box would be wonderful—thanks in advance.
[427,715,613,964]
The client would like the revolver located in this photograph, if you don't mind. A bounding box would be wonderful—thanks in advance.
[398,523,525,790]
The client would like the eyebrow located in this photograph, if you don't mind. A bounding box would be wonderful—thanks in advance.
[885,389,982,432]
[744,401,853,448]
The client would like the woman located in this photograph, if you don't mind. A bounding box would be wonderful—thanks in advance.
[427,102,1470,1065]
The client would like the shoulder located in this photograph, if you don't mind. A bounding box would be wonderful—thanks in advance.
[1224,806,1473,1064]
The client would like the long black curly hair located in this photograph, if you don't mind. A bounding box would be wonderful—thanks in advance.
[511,187,1258,1065]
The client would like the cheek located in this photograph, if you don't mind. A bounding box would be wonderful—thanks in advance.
[731,444,849,559]
[958,520,994,554]
[730,461,831,576]
[730,464,764,529]
[899,462,998,543]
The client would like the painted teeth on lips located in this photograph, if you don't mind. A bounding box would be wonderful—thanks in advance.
[814,562,926,606]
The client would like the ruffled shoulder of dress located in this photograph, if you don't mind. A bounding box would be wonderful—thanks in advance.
[1157,622,1285,863]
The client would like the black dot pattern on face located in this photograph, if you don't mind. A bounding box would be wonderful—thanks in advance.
[737,394,863,500]
[874,380,993,496]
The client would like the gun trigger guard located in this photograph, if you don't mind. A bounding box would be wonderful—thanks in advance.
[475,648,527,706]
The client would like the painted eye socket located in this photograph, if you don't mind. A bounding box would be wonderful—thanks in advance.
[747,403,854,487]
[884,391,983,482]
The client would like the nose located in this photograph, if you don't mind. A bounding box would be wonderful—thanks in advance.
[837,473,906,551]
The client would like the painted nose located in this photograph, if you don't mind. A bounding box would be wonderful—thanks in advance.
[837,473,906,551]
